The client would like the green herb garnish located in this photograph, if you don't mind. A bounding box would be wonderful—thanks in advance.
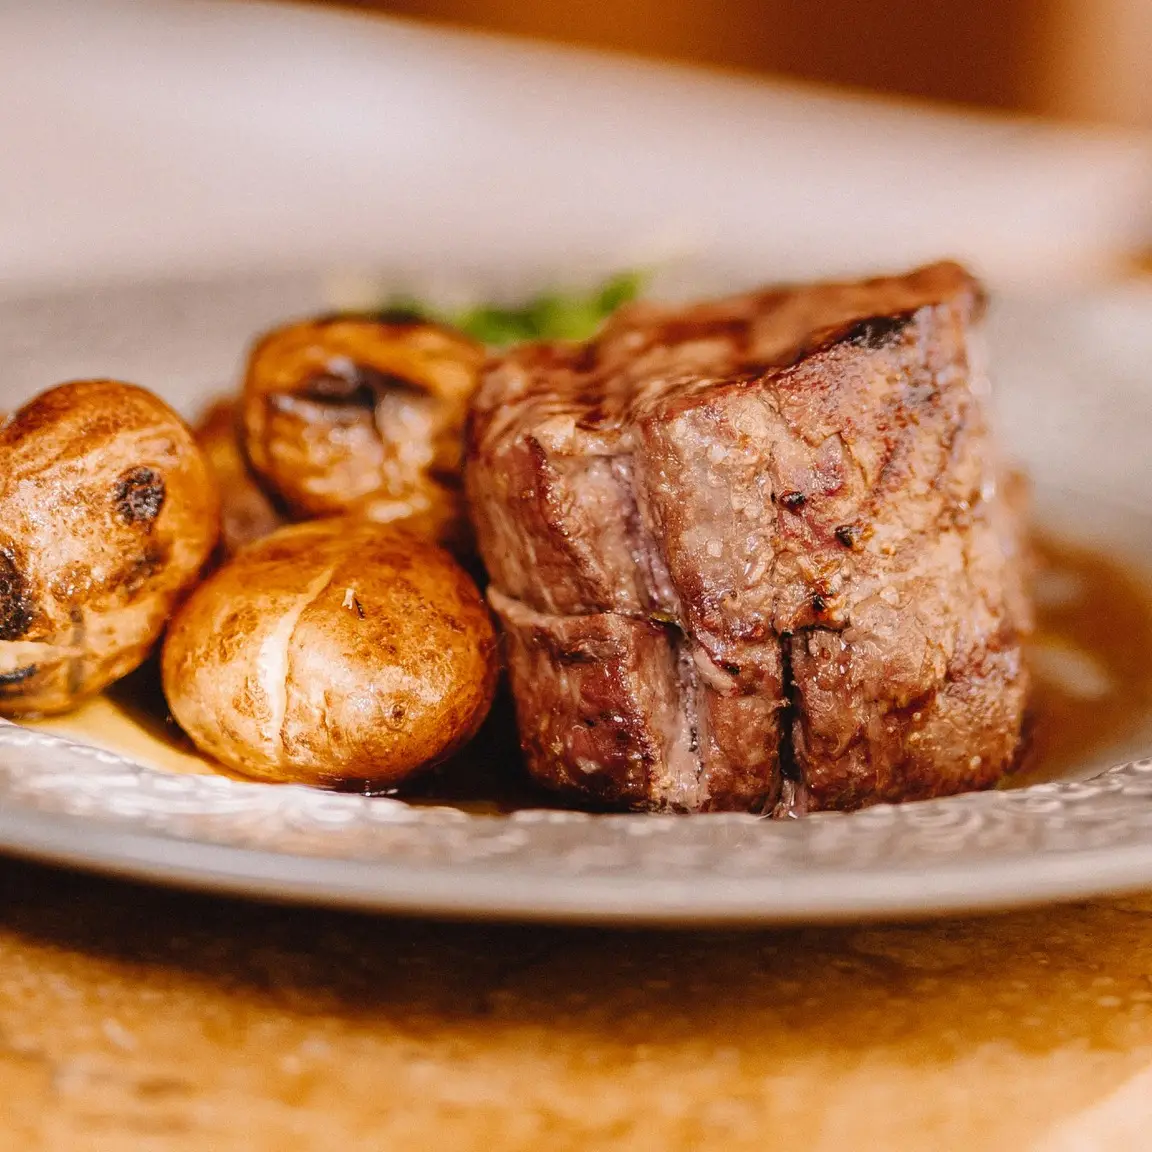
[383,271,645,347]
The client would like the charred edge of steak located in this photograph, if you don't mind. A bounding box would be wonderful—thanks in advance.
[114,467,166,526]
[0,549,36,642]
[834,524,860,549]
[840,312,917,350]
[781,308,921,368]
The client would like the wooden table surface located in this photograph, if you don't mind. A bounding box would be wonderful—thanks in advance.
[2,860,1151,1150]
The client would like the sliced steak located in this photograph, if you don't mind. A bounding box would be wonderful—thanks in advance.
[466,262,1031,812]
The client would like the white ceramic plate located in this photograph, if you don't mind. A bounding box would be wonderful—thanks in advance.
[3,271,1152,925]
[3,1,1152,924]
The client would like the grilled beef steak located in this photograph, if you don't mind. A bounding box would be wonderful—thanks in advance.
[466,262,1031,813]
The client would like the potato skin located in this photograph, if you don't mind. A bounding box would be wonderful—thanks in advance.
[240,316,483,546]
[194,398,283,558]
[161,520,498,787]
[0,380,220,716]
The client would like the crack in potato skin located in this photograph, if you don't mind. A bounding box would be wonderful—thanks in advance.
[160,520,498,788]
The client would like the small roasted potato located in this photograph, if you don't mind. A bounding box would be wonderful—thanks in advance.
[240,315,484,545]
[194,398,283,557]
[0,380,220,716]
[161,519,498,788]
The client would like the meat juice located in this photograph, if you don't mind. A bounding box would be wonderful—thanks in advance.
[1011,536,1152,787]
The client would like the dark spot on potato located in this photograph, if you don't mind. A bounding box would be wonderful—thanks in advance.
[835,524,859,548]
[0,550,35,641]
[842,313,915,349]
[811,592,828,614]
[114,467,166,525]
[576,404,612,431]
[390,703,406,723]
[118,544,169,595]
[298,363,426,413]
[722,662,741,676]
[353,596,365,620]
[0,665,37,689]
[297,372,375,412]
[780,491,806,511]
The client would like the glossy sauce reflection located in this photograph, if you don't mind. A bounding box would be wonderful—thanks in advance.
[29,534,1152,808]
[1012,535,1152,786]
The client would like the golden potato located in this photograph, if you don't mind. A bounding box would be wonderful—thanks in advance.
[0,379,220,716]
[240,315,483,546]
[161,519,498,788]
[194,398,283,557]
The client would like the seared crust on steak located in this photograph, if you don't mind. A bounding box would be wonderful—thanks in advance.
[466,262,1031,812]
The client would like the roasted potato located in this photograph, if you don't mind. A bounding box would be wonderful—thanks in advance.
[0,379,220,716]
[194,399,283,557]
[161,519,498,787]
[240,315,484,546]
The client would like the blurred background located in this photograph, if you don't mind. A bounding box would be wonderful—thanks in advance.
[311,0,1151,126]
[3,0,1149,303]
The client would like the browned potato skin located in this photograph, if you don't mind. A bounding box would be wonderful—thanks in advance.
[161,520,498,788]
[194,398,284,557]
[240,316,483,546]
[0,380,220,716]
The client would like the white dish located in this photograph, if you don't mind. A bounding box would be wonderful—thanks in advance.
[3,272,1152,924]
[1,0,1149,298]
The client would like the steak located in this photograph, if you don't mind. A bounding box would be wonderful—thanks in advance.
[465,262,1032,813]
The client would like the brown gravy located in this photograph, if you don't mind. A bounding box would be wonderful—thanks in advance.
[28,535,1152,810]
[1012,535,1152,787]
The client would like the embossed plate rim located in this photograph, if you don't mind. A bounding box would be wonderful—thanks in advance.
[6,800,1152,925]
[0,723,1150,923]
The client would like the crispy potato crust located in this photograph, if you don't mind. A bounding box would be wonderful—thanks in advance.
[161,519,498,787]
[0,380,220,715]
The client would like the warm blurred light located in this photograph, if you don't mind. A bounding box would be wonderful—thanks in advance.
[1040,0,1152,126]
[304,0,1151,124]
